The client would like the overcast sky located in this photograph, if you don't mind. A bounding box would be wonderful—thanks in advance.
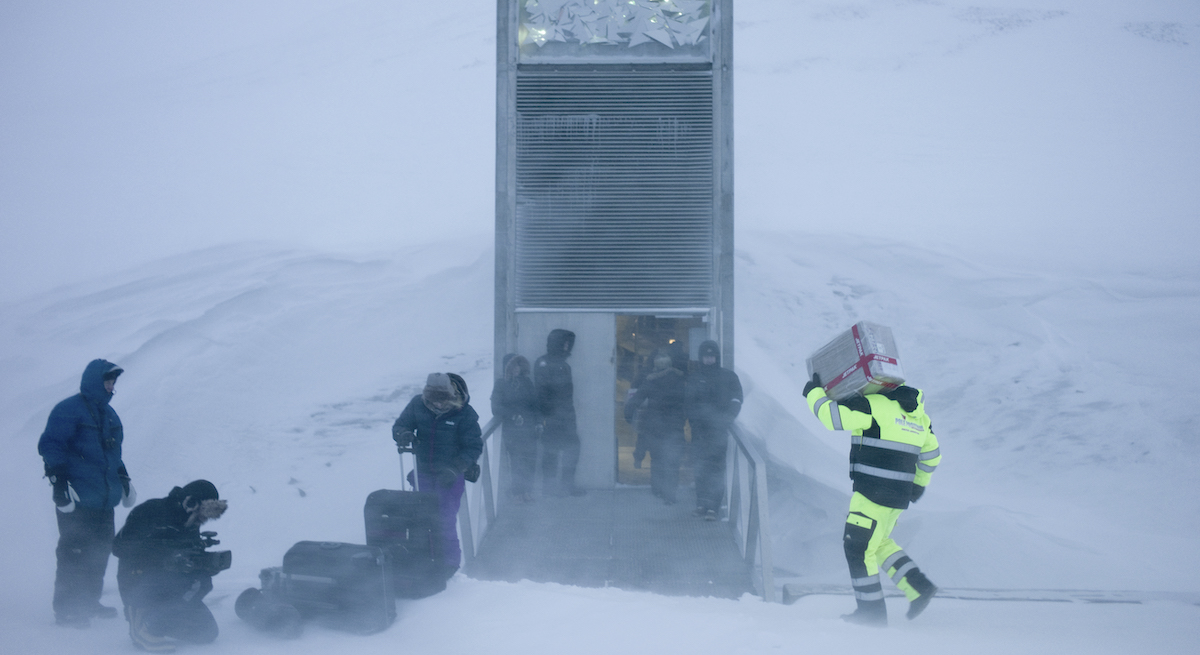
[2,0,1198,302]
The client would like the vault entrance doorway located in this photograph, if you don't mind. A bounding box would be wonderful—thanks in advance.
[614,314,709,486]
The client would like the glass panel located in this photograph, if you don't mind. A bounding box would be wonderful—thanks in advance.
[519,0,711,63]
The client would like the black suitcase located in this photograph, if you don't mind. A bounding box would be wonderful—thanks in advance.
[364,488,444,598]
[268,541,395,634]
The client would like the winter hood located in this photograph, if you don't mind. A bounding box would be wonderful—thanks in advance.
[80,358,122,405]
[546,329,575,357]
[503,354,531,380]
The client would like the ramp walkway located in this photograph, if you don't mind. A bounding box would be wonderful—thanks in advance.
[467,487,753,599]
[456,420,773,600]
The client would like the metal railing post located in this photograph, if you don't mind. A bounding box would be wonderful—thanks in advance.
[727,422,776,602]
[458,417,502,569]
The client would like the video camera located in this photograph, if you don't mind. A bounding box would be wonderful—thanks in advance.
[165,531,232,576]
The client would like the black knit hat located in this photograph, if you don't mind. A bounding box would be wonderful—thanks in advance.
[180,479,219,502]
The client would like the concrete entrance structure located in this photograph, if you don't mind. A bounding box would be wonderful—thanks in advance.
[495,0,734,490]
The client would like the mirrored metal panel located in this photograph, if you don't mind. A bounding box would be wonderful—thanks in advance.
[519,0,712,62]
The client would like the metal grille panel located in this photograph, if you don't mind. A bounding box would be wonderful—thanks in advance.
[515,70,714,308]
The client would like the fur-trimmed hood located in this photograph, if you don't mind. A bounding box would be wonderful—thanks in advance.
[504,354,531,380]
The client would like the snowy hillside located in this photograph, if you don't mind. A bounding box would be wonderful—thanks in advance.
[2,234,1199,653]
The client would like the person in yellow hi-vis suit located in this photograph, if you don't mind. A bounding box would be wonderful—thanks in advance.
[804,373,942,627]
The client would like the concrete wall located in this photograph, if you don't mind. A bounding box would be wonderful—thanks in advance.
[514,312,616,489]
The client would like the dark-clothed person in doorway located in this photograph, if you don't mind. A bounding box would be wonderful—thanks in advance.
[491,354,541,503]
[625,348,687,505]
[686,340,743,520]
[535,329,585,496]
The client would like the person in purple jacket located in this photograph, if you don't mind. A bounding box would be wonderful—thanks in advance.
[392,373,483,583]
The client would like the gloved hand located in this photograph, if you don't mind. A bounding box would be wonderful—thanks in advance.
[437,468,459,488]
[534,423,544,436]
[464,463,481,484]
[47,467,69,505]
[118,465,137,508]
[802,373,823,396]
[393,427,415,451]
[47,467,78,512]
[910,484,925,504]
[513,414,525,427]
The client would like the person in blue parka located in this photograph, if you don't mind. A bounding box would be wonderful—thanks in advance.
[38,359,137,628]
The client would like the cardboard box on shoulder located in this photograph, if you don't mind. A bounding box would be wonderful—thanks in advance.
[806,321,904,401]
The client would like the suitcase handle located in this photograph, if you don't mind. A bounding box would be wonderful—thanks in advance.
[397,447,419,492]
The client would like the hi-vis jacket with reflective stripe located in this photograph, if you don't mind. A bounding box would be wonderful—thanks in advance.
[806,385,941,510]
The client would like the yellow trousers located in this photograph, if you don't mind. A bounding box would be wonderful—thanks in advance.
[844,492,923,602]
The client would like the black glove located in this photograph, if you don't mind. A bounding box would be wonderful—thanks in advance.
[200,531,221,548]
[46,466,71,507]
[802,373,823,396]
[393,427,415,451]
[910,484,925,504]
[464,463,481,484]
[436,468,459,488]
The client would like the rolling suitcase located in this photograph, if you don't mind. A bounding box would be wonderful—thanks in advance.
[270,541,395,634]
[365,449,446,598]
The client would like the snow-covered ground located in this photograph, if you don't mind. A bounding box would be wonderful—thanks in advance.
[2,1,1199,653]
[2,234,1198,653]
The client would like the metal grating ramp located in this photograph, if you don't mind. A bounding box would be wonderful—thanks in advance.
[514,69,715,309]
[467,487,751,599]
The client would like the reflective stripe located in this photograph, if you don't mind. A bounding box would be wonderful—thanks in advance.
[854,589,886,601]
[919,447,940,461]
[814,396,842,430]
[852,435,922,455]
[890,561,917,585]
[881,551,908,573]
[918,462,938,473]
[851,463,916,482]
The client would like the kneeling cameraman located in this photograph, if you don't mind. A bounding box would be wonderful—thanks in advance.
[113,480,230,652]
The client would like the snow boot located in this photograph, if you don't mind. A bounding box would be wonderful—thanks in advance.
[128,607,175,653]
[841,598,887,627]
[905,569,939,620]
[88,602,119,619]
[55,613,90,629]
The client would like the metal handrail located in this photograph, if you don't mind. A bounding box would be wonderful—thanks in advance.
[727,422,776,602]
[458,417,502,567]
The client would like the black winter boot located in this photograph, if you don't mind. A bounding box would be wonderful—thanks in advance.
[841,598,887,627]
[904,569,939,620]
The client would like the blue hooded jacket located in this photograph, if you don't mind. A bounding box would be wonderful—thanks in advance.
[38,359,127,509]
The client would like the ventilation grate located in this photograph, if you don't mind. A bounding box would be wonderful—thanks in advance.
[514,70,714,309]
